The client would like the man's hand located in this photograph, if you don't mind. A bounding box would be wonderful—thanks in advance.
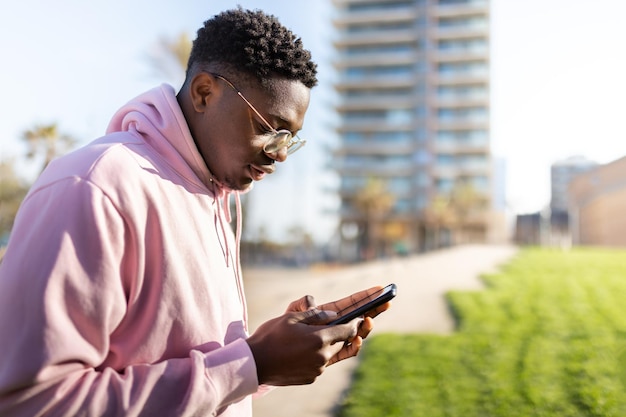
[245,308,360,386]
[246,287,391,386]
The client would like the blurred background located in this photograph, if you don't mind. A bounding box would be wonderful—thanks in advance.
[2,0,626,264]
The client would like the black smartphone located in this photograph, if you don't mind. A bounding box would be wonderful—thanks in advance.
[328,283,397,325]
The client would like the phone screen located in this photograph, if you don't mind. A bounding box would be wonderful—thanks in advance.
[328,283,396,325]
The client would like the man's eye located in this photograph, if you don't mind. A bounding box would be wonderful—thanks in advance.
[256,123,273,135]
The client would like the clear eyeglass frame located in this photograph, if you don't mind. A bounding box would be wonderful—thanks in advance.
[209,72,306,155]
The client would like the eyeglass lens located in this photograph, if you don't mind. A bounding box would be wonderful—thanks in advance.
[263,131,292,153]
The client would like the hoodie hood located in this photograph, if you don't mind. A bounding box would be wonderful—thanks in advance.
[106,84,215,190]
[105,84,246,287]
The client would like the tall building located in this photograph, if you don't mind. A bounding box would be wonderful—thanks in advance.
[331,0,491,258]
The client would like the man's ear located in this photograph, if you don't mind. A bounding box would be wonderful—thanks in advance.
[189,72,217,113]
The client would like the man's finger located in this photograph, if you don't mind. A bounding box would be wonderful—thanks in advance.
[286,295,317,313]
[328,336,363,365]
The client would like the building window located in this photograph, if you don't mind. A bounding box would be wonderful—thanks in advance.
[344,88,412,99]
[343,154,412,168]
[346,1,414,12]
[471,176,489,192]
[415,195,428,210]
[437,154,455,165]
[437,107,488,122]
[438,0,486,6]
[438,38,487,53]
[346,22,414,34]
[436,130,488,145]
[415,171,431,187]
[342,110,387,123]
[389,177,412,193]
[344,65,414,79]
[343,131,414,146]
[342,109,416,124]
[387,109,413,124]
[437,85,488,100]
[436,178,455,193]
[394,198,413,213]
[438,61,488,78]
[413,149,432,165]
[344,44,416,56]
[438,16,487,30]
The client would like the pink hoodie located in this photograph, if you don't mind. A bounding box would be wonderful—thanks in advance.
[0,85,259,416]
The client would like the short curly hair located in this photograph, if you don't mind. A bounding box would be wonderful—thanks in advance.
[187,7,318,88]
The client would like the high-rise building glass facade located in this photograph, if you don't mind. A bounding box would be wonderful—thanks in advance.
[332,0,491,256]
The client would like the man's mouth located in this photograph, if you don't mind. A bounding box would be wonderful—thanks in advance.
[250,164,274,181]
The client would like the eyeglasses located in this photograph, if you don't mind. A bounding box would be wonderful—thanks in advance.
[208,72,306,155]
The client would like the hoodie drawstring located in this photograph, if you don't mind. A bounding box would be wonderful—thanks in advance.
[210,180,248,331]
[233,192,248,329]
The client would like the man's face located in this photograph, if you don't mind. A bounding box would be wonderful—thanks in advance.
[192,74,311,191]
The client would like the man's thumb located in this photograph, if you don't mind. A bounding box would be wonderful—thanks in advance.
[299,308,338,325]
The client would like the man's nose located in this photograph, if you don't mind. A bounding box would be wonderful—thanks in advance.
[265,146,288,163]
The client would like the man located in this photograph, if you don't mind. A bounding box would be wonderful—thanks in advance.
[0,7,388,416]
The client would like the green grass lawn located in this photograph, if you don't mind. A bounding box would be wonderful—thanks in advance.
[338,248,626,417]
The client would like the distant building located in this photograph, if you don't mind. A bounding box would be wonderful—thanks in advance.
[549,156,599,238]
[568,156,626,247]
[514,212,540,245]
[550,156,598,213]
[331,0,494,258]
[514,155,598,246]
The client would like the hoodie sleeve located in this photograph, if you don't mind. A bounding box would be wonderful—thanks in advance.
[0,176,258,416]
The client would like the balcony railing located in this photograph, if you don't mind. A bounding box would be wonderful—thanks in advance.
[333,160,415,176]
[434,140,489,154]
[432,1,489,18]
[334,51,421,69]
[336,141,415,155]
[432,161,491,177]
[335,75,417,91]
[336,95,416,111]
[333,29,418,47]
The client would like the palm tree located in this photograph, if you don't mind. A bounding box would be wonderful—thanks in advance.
[353,177,395,260]
[423,194,457,250]
[449,182,486,244]
[22,123,76,174]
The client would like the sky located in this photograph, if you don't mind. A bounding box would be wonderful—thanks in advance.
[2,0,626,243]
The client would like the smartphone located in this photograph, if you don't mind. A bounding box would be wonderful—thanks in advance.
[328,283,397,325]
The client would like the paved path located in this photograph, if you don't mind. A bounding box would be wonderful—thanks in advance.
[244,244,518,417]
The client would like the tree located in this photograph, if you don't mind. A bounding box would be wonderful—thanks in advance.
[423,194,457,250]
[422,182,486,249]
[0,160,29,240]
[148,32,192,85]
[449,182,486,244]
[352,177,395,260]
[22,123,76,174]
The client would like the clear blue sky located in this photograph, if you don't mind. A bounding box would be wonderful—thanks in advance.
[2,0,626,242]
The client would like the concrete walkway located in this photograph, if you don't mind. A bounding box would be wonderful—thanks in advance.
[244,244,518,417]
